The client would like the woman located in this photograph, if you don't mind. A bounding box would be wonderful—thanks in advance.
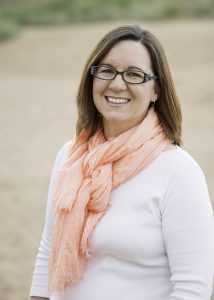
[30,25,214,300]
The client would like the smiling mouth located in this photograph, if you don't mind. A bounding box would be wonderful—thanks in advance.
[105,96,131,105]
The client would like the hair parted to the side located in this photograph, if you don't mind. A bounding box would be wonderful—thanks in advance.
[76,25,182,146]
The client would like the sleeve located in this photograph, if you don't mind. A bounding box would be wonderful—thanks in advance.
[30,141,71,298]
[162,159,214,300]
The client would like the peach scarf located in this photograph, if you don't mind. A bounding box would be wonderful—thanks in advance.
[48,106,171,293]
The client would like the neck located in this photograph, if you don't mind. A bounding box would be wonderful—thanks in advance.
[102,108,152,140]
[103,116,145,140]
[103,123,128,140]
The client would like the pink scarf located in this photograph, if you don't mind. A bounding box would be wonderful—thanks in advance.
[48,107,171,293]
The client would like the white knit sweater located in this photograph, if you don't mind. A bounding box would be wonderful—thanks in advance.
[30,143,214,300]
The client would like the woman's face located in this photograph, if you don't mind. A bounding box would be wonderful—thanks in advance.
[92,40,158,138]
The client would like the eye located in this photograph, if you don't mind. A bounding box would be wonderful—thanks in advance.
[125,70,144,79]
[97,66,114,75]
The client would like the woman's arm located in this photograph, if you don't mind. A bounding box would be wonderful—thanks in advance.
[30,141,71,299]
[162,158,214,300]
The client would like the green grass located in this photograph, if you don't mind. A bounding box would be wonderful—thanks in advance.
[0,0,214,41]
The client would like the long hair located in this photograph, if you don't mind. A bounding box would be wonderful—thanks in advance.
[76,25,182,145]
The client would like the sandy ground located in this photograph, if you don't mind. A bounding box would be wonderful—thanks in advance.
[0,20,214,300]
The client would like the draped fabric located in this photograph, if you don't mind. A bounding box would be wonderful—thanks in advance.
[48,106,171,293]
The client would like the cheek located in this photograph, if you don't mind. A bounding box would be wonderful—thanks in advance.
[135,84,156,99]
[92,81,107,112]
[93,80,106,97]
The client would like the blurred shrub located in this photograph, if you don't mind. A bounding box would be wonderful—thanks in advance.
[0,19,20,41]
[0,0,213,41]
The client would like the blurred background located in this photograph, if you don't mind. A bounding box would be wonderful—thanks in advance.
[0,1,214,299]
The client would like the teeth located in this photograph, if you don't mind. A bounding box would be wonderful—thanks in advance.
[106,96,130,104]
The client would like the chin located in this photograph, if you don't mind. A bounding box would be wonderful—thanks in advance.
[103,114,130,123]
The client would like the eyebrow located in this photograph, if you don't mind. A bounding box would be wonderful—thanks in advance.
[99,63,145,72]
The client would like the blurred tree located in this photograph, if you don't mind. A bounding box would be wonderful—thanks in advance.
[0,0,214,41]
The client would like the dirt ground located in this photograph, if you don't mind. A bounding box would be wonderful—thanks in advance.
[0,20,214,300]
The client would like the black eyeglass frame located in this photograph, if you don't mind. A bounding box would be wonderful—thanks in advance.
[90,65,157,84]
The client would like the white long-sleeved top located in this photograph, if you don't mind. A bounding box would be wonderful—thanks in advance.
[30,142,214,300]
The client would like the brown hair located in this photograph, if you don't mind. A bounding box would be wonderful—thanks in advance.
[76,25,182,145]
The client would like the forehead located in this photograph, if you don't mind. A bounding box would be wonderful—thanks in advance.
[100,40,153,71]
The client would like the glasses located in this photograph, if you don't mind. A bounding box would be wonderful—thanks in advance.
[90,64,157,84]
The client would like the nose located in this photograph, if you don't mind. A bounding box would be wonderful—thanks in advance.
[108,73,127,91]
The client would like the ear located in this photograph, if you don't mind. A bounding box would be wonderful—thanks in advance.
[153,82,160,101]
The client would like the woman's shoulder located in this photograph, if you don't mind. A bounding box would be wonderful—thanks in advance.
[159,145,206,183]
[53,139,74,170]
[159,145,213,218]
[56,140,73,157]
